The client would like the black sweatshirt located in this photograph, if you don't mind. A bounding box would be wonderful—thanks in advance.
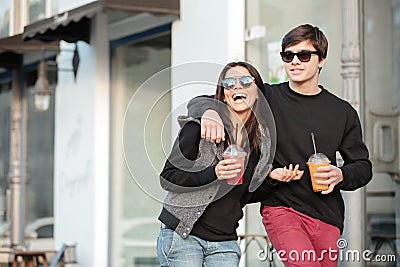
[187,82,373,233]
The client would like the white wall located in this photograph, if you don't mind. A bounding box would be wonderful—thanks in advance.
[54,13,109,267]
[171,0,245,138]
[170,1,246,264]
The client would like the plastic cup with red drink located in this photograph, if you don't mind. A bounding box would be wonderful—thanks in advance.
[223,145,247,185]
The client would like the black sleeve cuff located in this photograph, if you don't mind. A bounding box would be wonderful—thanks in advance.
[266,177,279,186]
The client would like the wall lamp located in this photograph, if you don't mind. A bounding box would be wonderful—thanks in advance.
[32,45,80,112]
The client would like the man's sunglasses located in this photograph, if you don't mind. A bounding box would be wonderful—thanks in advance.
[280,50,319,63]
[221,76,255,90]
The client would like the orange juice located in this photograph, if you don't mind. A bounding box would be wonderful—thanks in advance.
[307,152,330,192]
[307,162,329,192]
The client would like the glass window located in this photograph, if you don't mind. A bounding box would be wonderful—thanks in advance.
[245,1,343,266]
[29,0,46,23]
[110,32,171,266]
[0,80,11,225]
[52,0,58,14]
[0,0,11,38]
[246,0,342,96]
[24,67,56,237]
[363,0,399,258]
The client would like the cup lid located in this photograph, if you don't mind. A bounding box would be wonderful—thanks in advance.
[307,152,330,163]
[223,145,246,156]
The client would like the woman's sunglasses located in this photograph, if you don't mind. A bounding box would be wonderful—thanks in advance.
[280,50,319,63]
[221,76,255,90]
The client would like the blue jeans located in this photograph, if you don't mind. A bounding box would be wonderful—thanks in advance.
[157,227,241,267]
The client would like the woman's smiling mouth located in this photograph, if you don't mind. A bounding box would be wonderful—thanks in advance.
[233,93,247,102]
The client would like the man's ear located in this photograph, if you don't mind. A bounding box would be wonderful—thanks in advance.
[318,58,326,69]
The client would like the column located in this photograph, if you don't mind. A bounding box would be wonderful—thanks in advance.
[171,0,245,137]
[7,71,25,248]
[341,0,365,266]
[54,13,110,266]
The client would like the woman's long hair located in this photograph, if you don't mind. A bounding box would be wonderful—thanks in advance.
[214,62,265,154]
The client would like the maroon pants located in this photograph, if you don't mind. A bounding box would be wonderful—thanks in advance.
[261,206,340,267]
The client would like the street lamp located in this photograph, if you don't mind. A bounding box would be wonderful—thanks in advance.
[32,62,52,112]
[32,45,80,112]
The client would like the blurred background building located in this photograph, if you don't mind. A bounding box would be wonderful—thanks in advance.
[0,0,398,266]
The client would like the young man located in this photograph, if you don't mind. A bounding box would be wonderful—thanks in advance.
[187,24,372,266]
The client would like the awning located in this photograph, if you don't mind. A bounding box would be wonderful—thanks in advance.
[0,34,58,69]
[102,0,180,16]
[22,1,102,43]
[22,0,180,44]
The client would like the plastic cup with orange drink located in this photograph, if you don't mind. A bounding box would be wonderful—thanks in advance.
[307,152,331,192]
[307,133,331,192]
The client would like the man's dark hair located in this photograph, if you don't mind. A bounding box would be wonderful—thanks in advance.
[281,24,328,59]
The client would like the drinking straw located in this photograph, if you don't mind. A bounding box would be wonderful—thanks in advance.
[235,123,238,145]
[311,132,317,155]
[233,123,238,156]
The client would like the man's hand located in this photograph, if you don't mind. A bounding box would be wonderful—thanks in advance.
[201,109,225,143]
[269,164,304,182]
[313,165,344,194]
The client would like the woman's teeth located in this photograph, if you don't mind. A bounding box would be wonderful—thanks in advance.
[233,93,246,101]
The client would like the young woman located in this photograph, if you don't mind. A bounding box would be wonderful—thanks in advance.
[156,62,302,267]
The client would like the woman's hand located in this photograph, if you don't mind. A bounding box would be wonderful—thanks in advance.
[215,159,241,180]
[269,164,304,182]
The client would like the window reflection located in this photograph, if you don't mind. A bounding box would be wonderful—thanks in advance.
[245,0,342,95]
[245,1,343,266]
[25,67,56,237]
[0,81,11,225]
[364,0,399,260]
[29,0,46,23]
[0,0,10,38]
[110,33,171,266]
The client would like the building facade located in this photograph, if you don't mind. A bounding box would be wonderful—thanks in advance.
[0,0,399,266]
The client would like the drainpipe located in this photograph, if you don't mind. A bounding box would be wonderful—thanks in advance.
[341,0,365,266]
[7,70,25,248]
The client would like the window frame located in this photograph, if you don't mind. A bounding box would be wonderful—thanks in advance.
[9,0,54,35]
